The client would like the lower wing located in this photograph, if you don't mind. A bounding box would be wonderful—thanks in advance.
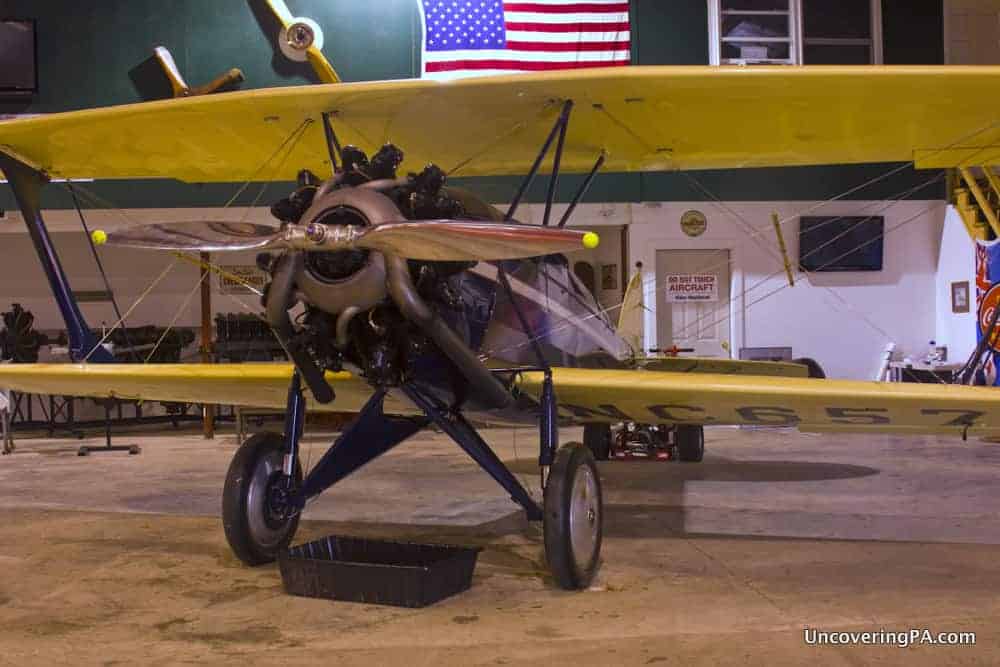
[517,368,1000,437]
[2,364,998,436]
[0,363,418,416]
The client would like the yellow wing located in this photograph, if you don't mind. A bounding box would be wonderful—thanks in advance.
[3,363,999,436]
[517,368,1000,437]
[0,363,419,416]
[3,66,1000,182]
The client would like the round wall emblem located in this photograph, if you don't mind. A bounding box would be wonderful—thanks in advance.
[680,210,707,237]
[979,283,1000,352]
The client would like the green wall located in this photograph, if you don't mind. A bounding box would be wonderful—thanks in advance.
[0,0,944,211]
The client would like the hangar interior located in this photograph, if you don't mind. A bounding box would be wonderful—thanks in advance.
[1,0,1000,664]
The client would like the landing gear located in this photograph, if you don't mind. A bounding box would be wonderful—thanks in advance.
[544,442,603,589]
[224,370,606,590]
[222,432,302,565]
[675,425,705,463]
[583,423,612,461]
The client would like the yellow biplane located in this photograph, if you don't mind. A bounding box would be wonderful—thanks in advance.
[4,51,1000,588]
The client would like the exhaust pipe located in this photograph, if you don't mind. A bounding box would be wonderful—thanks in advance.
[266,252,335,404]
[385,255,512,410]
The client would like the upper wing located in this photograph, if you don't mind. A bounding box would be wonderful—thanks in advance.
[0,363,419,416]
[517,368,1000,436]
[2,66,1000,182]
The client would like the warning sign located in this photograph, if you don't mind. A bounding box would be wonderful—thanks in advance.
[665,274,718,303]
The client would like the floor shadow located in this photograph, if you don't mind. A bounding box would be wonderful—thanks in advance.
[506,457,879,486]
[602,502,844,542]
[606,459,880,484]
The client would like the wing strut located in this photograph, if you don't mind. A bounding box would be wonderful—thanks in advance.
[0,152,112,362]
[320,111,343,175]
[557,152,606,229]
[505,99,574,223]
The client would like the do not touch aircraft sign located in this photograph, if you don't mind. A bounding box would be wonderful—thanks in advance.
[665,274,719,303]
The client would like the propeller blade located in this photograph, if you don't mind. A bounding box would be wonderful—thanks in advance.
[354,221,600,261]
[95,221,282,252]
[262,0,295,28]
[94,220,599,261]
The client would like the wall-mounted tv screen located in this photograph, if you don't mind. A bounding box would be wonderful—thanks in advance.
[799,216,884,272]
[0,19,37,94]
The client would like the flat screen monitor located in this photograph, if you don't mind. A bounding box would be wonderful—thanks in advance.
[799,216,884,272]
[0,19,37,94]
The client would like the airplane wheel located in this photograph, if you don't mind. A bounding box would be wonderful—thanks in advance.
[222,432,302,566]
[544,442,603,590]
[583,423,612,461]
[792,357,826,378]
[675,425,704,462]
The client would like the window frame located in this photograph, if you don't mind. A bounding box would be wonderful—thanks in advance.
[707,0,884,66]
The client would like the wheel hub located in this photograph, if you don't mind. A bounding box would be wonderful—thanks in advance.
[569,466,600,566]
[263,473,296,528]
[246,452,298,549]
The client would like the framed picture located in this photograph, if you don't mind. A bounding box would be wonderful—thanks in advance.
[952,281,970,314]
[601,264,618,290]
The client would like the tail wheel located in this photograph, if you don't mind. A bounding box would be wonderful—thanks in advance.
[583,423,612,461]
[792,357,826,379]
[544,442,603,590]
[675,425,704,463]
[222,432,302,566]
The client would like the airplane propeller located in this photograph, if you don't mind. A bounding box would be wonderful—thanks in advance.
[91,220,600,262]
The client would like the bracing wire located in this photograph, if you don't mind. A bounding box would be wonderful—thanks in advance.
[669,172,945,343]
[82,257,180,362]
[143,267,210,363]
[64,120,314,363]
[483,175,946,364]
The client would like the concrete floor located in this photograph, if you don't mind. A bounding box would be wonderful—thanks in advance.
[0,424,999,665]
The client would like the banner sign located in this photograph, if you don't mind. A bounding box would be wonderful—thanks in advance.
[974,241,1000,385]
[665,274,718,303]
[218,265,266,296]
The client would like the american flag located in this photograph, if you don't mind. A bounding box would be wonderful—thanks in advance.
[418,1,631,80]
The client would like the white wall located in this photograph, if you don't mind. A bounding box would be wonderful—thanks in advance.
[627,200,947,380]
[0,207,266,333]
[0,199,962,381]
[935,208,978,365]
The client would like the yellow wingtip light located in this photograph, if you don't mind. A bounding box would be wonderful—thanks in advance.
[582,231,600,249]
[91,229,108,246]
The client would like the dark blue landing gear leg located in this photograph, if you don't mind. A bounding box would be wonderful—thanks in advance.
[401,383,543,522]
[293,389,429,504]
[223,379,428,565]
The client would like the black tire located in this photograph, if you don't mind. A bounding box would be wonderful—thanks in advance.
[222,432,302,566]
[792,357,826,379]
[544,442,603,590]
[583,423,612,461]
[675,425,704,463]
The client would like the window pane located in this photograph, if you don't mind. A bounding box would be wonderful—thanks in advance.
[804,43,872,64]
[723,15,790,40]
[723,0,789,11]
[803,0,871,39]
[723,42,791,61]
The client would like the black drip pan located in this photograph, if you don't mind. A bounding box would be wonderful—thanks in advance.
[279,535,481,607]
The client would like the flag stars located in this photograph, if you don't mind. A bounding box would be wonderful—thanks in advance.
[423,0,506,51]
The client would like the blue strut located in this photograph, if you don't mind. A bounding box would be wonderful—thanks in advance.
[0,153,112,363]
